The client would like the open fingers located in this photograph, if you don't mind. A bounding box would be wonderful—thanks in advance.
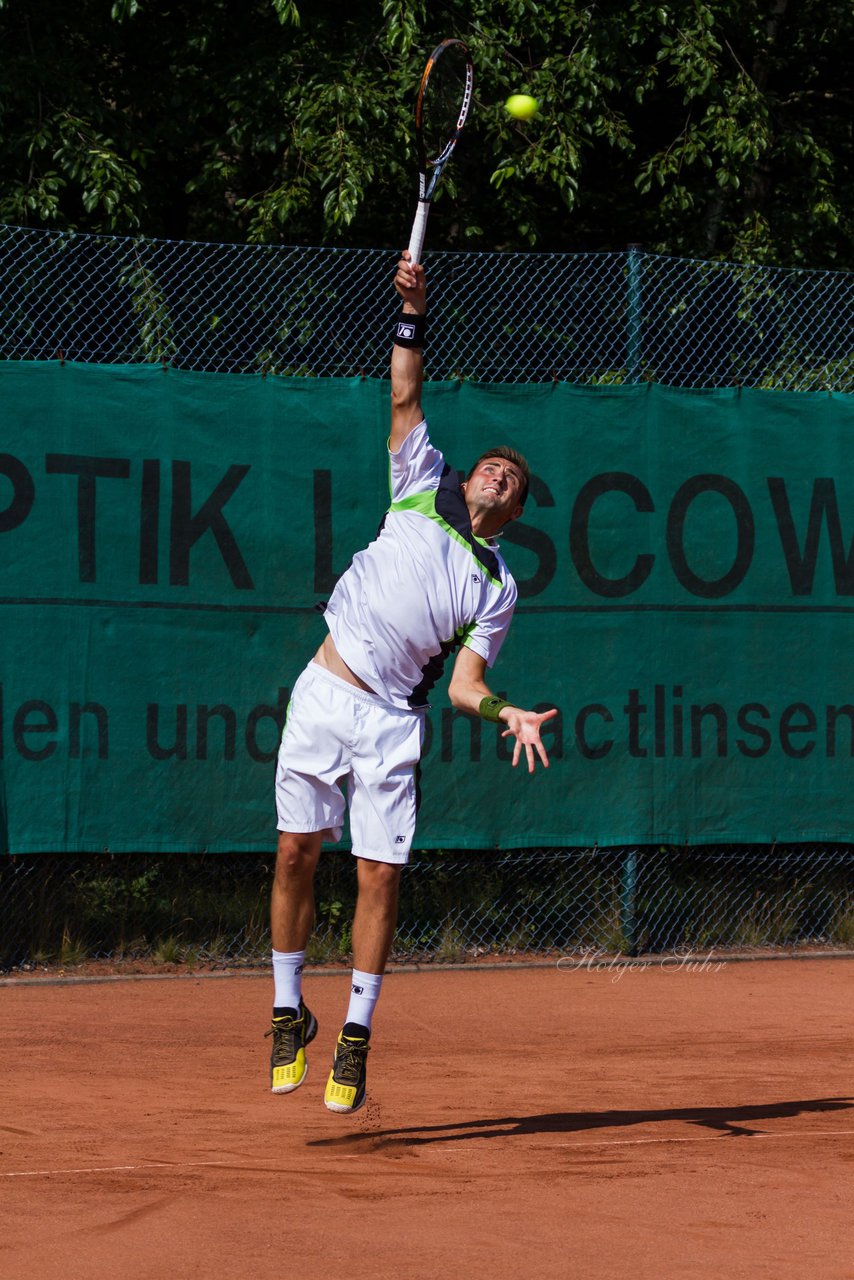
[501,708,557,772]
[505,731,550,772]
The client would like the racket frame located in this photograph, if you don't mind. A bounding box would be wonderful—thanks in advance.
[407,37,473,264]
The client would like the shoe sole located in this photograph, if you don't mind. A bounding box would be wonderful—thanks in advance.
[324,1093,366,1114]
[272,1070,307,1095]
[270,1010,318,1094]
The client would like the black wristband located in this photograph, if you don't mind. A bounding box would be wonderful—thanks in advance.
[393,311,426,349]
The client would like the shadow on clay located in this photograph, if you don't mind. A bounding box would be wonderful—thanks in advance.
[306,1096,854,1149]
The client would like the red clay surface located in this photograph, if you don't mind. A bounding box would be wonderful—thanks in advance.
[2,958,853,1280]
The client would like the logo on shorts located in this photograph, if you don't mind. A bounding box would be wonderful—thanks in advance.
[351,984,364,995]
[395,835,406,844]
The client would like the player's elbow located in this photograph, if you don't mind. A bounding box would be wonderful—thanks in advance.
[447,675,471,712]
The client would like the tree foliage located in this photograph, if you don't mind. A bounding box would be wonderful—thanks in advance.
[0,0,851,266]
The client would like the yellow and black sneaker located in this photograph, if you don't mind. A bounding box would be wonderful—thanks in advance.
[324,1024,370,1114]
[266,1002,318,1094]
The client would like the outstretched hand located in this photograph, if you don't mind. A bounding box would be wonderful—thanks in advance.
[501,708,559,773]
[395,252,426,313]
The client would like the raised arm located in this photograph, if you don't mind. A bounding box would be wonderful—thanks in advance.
[390,252,427,453]
[448,646,558,774]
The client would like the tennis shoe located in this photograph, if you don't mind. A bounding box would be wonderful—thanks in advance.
[324,1026,370,1114]
[266,1002,317,1093]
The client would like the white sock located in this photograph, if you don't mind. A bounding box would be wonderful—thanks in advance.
[272,949,305,1013]
[345,969,383,1033]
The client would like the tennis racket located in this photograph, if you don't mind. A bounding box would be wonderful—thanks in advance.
[407,38,474,265]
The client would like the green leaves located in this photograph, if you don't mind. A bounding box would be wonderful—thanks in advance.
[272,0,301,23]
[51,114,145,227]
[110,0,140,20]
[0,0,850,266]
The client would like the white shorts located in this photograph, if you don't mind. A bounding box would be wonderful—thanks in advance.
[275,662,425,865]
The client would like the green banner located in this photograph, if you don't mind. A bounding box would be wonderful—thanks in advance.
[1,361,853,852]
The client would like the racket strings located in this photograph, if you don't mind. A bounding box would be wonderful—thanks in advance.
[421,46,471,166]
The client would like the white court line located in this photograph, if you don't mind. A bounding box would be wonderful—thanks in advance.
[540,1127,854,1150]
[3,1128,854,1176]
[0,1159,229,1178]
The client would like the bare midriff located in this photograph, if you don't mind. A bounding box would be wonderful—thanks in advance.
[312,633,377,695]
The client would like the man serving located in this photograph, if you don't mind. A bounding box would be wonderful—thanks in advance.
[267,252,557,1114]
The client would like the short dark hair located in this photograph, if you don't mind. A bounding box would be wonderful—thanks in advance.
[467,446,531,506]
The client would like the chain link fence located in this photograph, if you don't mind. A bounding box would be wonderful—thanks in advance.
[2,223,854,971]
[1,848,853,974]
[1,223,853,388]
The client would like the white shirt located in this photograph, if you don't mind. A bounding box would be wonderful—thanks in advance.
[324,420,518,710]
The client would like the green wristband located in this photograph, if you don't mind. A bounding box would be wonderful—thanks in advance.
[479,696,512,723]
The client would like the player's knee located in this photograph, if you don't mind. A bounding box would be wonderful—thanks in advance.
[357,858,401,902]
[275,832,319,882]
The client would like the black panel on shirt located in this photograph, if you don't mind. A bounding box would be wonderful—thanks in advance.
[408,629,469,709]
[434,464,502,583]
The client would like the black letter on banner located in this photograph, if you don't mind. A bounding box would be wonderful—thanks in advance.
[69,702,109,760]
[690,703,728,757]
[0,454,35,532]
[13,700,58,761]
[768,478,854,595]
[667,475,754,599]
[779,702,817,759]
[826,705,854,757]
[575,704,614,759]
[45,454,131,582]
[313,469,335,594]
[246,687,290,764]
[170,462,254,589]
[146,703,188,760]
[139,459,161,585]
[736,703,772,758]
[498,475,557,599]
[196,703,238,760]
[570,473,654,598]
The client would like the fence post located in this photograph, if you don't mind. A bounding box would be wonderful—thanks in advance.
[626,243,643,383]
[620,847,639,955]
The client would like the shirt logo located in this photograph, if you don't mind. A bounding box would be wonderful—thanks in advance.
[394,835,406,844]
[471,573,481,583]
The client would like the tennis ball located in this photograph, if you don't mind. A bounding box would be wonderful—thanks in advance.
[505,94,538,120]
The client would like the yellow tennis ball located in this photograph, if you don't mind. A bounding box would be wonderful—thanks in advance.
[505,94,538,120]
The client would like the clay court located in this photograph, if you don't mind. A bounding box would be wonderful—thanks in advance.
[2,957,853,1279]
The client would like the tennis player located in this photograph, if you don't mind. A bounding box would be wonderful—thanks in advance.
[267,252,557,1114]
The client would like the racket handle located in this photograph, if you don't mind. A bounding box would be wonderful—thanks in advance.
[407,200,431,264]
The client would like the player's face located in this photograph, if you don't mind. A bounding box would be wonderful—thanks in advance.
[461,457,525,525]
